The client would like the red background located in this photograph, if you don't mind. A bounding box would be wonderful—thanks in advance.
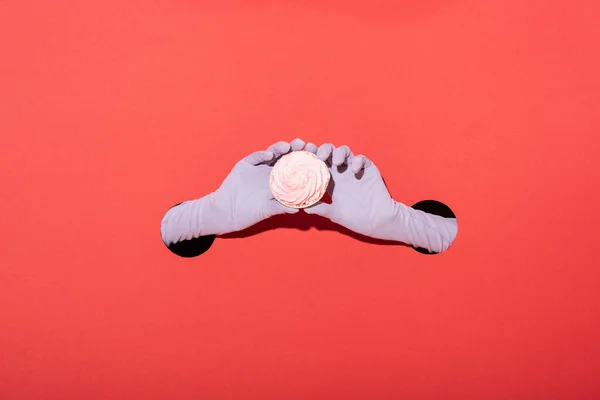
[2,0,600,399]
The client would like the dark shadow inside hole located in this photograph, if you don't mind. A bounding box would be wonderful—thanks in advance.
[166,235,216,258]
[410,200,457,255]
[162,202,217,258]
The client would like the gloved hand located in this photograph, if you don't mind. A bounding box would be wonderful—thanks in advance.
[161,138,317,245]
[305,144,458,253]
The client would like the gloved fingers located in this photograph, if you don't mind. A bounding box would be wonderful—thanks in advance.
[332,145,353,166]
[266,141,292,158]
[265,199,300,217]
[290,138,306,151]
[244,150,274,165]
[305,142,318,154]
[351,154,373,174]
[316,143,335,162]
[303,201,333,218]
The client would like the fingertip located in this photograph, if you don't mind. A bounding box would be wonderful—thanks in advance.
[316,143,333,160]
[351,155,366,173]
[332,147,344,166]
[304,201,331,217]
[245,150,274,165]
[290,138,306,151]
[305,142,318,154]
[270,199,299,214]
[272,141,291,155]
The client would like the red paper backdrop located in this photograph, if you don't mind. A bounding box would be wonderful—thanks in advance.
[1,0,599,399]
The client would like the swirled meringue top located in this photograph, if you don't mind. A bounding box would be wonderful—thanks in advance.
[270,151,330,208]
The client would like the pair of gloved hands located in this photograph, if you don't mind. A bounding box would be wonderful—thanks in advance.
[161,139,458,253]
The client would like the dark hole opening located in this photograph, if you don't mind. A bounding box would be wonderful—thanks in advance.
[410,200,457,255]
[166,235,216,258]
[162,202,216,258]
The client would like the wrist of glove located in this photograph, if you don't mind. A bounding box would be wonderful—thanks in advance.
[160,194,216,246]
[160,188,256,246]
[372,201,458,253]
